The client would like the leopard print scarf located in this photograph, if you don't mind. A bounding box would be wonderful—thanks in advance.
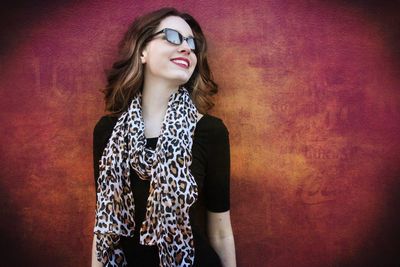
[94,87,198,266]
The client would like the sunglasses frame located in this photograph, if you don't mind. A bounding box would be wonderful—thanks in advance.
[151,28,198,52]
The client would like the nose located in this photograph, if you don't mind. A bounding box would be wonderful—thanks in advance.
[178,40,191,55]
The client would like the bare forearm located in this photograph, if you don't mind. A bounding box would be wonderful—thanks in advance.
[207,211,236,267]
[92,235,103,267]
[209,235,236,267]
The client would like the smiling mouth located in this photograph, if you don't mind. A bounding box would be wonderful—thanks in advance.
[170,58,190,69]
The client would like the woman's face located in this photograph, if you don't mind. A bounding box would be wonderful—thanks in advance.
[141,16,198,87]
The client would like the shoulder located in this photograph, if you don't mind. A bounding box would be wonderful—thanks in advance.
[93,115,118,138]
[197,114,229,142]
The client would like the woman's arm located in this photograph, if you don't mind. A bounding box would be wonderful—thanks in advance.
[91,235,103,267]
[207,210,237,267]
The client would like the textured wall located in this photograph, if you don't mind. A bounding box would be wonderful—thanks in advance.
[1,1,400,266]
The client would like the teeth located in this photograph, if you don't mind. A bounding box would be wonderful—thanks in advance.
[172,59,188,67]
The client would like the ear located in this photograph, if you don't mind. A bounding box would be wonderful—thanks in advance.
[140,50,147,64]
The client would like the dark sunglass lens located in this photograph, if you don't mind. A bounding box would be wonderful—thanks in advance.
[165,29,181,45]
[187,38,196,51]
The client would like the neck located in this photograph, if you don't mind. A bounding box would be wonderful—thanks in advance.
[141,77,180,119]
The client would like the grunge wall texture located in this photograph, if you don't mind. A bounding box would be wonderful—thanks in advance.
[1,1,399,266]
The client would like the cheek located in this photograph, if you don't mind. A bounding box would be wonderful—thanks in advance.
[147,53,169,73]
[191,56,198,71]
[146,44,170,68]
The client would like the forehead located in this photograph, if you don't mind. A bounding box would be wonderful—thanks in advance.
[157,16,194,37]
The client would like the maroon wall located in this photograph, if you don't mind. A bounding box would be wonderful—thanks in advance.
[1,1,400,266]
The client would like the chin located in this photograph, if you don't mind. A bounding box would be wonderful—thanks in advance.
[170,75,191,86]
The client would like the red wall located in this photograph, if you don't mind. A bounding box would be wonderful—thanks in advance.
[1,1,400,266]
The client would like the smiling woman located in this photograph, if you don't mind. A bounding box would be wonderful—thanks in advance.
[139,16,199,106]
[91,7,236,267]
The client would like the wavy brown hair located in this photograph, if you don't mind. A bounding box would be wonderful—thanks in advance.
[102,7,218,117]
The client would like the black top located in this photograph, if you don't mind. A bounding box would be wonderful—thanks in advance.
[93,113,231,266]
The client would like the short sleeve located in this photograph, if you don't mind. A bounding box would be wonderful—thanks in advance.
[204,119,231,212]
[93,116,117,201]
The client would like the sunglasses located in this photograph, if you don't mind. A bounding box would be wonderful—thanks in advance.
[151,28,198,52]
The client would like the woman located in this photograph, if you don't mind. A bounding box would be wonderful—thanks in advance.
[91,7,236,267]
